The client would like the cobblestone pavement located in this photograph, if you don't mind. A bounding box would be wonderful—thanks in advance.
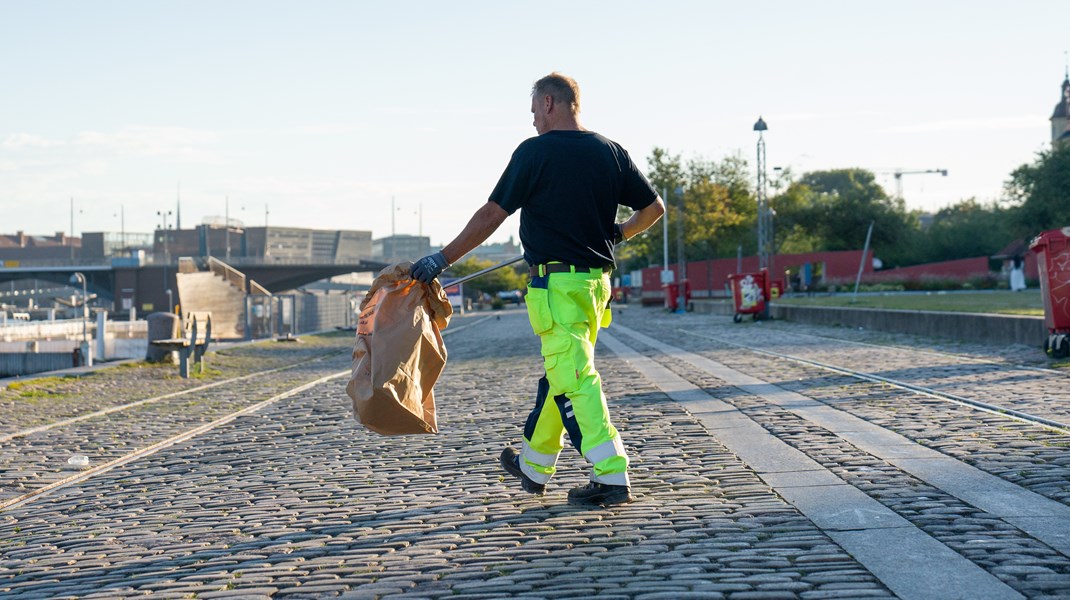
[0,334,355,505]
[0,333,350,435]
[670,316,1070,424]
[614,309,1070,509]
[0,306,1067,598]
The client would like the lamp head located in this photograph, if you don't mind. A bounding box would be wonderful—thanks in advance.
[753,116,768,132]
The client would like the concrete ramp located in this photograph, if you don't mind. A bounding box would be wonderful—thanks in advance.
[175,271,246,339]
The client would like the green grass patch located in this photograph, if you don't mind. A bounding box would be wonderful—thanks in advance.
[775,290,1044,316]
[189,366,223,379]
[5,376,74,398]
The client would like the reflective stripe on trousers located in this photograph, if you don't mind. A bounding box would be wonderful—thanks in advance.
[522,269,629,486]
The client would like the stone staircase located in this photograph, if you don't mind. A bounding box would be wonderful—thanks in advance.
[175,257,270,340]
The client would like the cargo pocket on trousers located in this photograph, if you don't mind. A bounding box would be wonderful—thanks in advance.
[526,286,553,335]
[540,335,577,393]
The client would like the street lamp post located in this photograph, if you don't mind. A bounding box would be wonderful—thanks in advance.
[674,186,686,314]
[156,210,173,264]
[69,272,90,366]
[754,116,772,319]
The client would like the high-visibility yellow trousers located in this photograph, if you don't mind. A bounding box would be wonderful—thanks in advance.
[519,266,629,487]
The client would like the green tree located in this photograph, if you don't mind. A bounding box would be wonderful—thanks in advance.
[616,148,756,271]
[769,175,824,255]
[1005,143,1070,236]
[790,169,921,267]
[920,198,1013,263]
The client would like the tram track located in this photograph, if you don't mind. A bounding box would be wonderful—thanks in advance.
[0,351,343,444]
[0,314,494,513]
[676,327,1070,434]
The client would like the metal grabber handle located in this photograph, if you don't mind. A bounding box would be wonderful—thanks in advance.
[445,255,525,287]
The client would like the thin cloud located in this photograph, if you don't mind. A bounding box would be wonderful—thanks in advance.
[2,133,59,148]
[880,115,1042,134]
[74,126,219,157]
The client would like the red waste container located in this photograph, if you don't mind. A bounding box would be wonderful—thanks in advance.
[1030,227,1070,358]
[770,279,784,300]
[727,269,770,322]
[663,280,693,312]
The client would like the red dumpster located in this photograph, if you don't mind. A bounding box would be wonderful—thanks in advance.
[664,280,693,312]
[727,269,769,322]
[1030,227,1070,358]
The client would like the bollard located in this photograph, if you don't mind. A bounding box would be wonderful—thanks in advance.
[96,311,107,362]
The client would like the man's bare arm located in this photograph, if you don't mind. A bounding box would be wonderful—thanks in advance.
[620,197,666,240]
[440,201,510,265]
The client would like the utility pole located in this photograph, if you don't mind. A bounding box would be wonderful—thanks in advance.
[70,197,75,261]
[662,187,670,281]
[225,196,230,261]
[675,186,686,313]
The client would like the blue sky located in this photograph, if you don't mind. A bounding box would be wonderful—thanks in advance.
[1,1,1065,248]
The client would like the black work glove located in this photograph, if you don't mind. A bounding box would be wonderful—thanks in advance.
[612,223,625,245]
[411,251,449,284]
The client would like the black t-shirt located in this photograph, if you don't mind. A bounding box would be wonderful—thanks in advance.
[488,130,657,269]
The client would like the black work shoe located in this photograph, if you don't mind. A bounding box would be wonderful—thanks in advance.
[567,481,633,506]
[499,447,546,495]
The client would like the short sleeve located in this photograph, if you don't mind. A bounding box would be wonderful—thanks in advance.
[489,142,537,215]
[619,147,658,211]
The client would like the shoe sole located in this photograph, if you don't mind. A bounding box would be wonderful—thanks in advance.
[567,492,634,507]
[499,450,545,495]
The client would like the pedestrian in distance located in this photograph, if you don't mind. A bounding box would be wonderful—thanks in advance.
[411,72,665,506]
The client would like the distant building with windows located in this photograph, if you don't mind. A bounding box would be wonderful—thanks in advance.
[373,234,431,263]
[0,231,80,263]
[467,236,522,264]
[243,227,372,262]
[82,232,153,259]
[153,222,373,263]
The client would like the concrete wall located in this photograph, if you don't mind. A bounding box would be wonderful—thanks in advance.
[691,300,1046,347]
[0,352,79,377]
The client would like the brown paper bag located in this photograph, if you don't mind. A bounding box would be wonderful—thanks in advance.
[345,263,452,435]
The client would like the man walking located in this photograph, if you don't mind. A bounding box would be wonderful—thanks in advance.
[411,72,665,506]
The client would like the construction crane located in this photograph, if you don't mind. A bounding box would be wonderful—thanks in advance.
[883,169,948,200]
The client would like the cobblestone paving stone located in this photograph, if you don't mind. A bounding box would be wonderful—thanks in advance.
[0,334,355,503]
[675,314,1070,424]
[0,332,351,434]
[0,309,894,598]
[617,309,1070,510]
[615,329,1070,599]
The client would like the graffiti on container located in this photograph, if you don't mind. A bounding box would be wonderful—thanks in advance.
[739,275,765,310]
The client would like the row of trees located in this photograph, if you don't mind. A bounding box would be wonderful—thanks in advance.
[446,142,1069,293]
[616,143,1070,273]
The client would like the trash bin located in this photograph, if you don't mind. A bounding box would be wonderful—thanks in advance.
[727,269,769,323]
[1030,227,1070,358]
[663,280,693,312]
[770,279,784,300]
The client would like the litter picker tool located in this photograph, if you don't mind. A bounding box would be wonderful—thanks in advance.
[446,255,525,286]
